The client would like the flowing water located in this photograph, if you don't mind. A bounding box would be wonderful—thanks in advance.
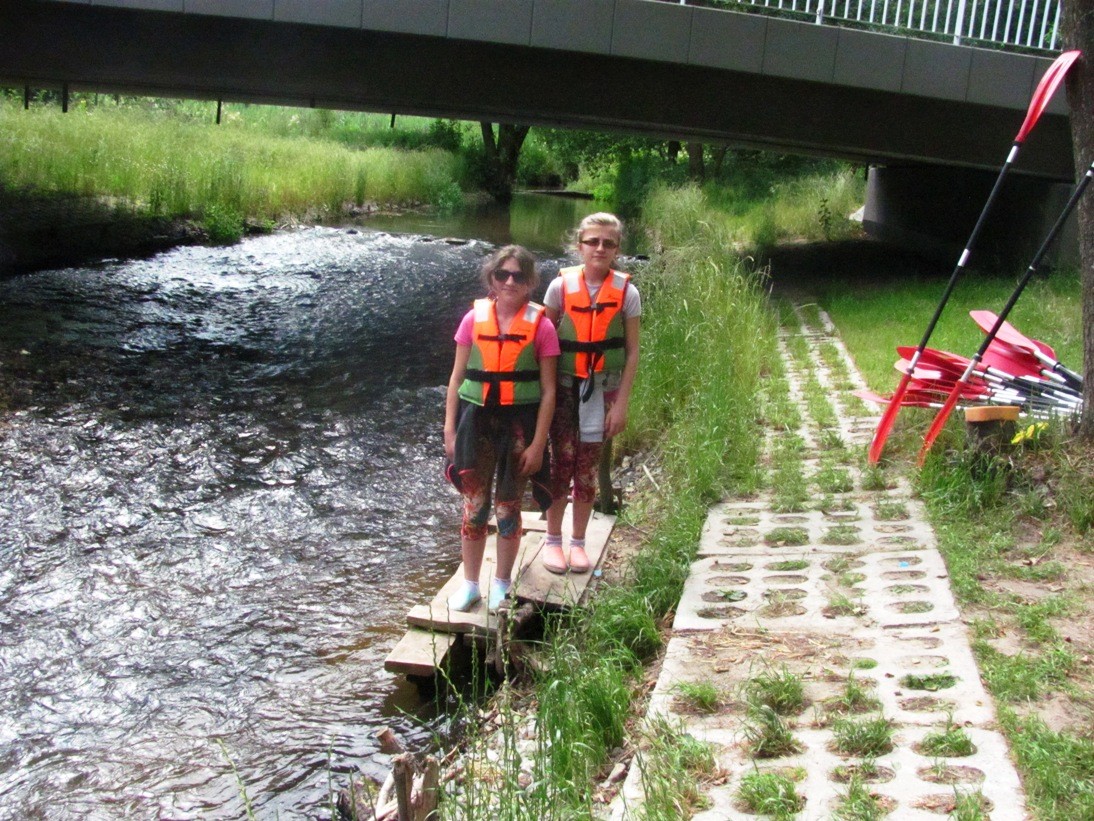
[0,193,615,818]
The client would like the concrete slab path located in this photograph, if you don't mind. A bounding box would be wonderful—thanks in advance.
[610,302,1026,819]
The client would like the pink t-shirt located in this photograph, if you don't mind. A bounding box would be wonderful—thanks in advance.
[454,306,561,359]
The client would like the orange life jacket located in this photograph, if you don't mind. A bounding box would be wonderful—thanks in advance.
[458,298,545,406]
[557,266,630,379]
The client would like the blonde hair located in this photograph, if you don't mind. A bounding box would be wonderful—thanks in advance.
[480,244,539,292]
[573,212,624,250]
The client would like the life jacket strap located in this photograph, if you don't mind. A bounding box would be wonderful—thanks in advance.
[477,332,527,343]
[559,338,625,353]
[464,368,541,383]
[569,300,619,314]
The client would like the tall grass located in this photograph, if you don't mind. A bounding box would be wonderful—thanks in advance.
[0,98,461,222]
[704,164,865,251]
[624,184,774,613]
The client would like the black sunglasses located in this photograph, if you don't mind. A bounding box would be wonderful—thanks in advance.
[492,268,530,284]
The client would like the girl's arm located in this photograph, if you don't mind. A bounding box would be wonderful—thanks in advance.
[605,315,639,439]
[445,344,472,461]
[518,355,556,476]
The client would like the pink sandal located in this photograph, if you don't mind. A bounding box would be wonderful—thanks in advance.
[542,543,568,574]
[568,545,590,573]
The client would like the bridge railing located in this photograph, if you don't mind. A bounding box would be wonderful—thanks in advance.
[682,0,1061,53]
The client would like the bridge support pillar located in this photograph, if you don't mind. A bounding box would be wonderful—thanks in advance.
[863,165,1078,273]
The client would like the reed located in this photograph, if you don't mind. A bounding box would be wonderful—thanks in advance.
[0,99,461,227]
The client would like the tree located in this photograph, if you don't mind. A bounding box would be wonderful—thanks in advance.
[686,142,704,179]
[1061,0,1094,438]
[479,122,530,203]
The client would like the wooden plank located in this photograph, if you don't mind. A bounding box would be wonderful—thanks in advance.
[515,510,615,608]
[405,509,616,635]
[406,529,546,635]
[384,628,457,677]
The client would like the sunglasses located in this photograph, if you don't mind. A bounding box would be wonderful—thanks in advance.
[578,237,619,250]
[492,268,530,284]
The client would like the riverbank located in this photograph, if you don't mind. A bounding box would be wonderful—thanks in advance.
[0,185,446,277]
[0,186,206,276]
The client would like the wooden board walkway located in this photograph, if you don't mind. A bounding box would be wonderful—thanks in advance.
[385,509,615,677]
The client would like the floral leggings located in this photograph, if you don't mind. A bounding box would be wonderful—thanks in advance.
[549,382,603,505]
[459,417,528,542]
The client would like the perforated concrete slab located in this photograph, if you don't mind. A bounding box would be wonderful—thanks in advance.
[609,303,1026,819]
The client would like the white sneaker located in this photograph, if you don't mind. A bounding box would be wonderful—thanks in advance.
[447,581,481,612]
[488,578,511,613]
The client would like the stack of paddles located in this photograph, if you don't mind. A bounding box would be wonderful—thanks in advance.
[858,311,1083,420]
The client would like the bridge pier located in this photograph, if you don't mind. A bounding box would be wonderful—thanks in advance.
[863,165,1078,273]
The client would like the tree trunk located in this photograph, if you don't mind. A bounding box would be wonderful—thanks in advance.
[479,122,530,204]
[711,145,729,176]
[686,141,705,180]
[1061,1,1094,438]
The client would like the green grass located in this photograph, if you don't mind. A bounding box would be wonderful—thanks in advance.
[832,716,895,757]
[901,673,958,692]
[919,720,976,757]
[765,527,810,547]
[972,642,1075,702]
[827,674,881,715]
[635,717,718,820]
[950,791,991,820]
[1000,709,1094,820]
[743,705,802,759]
[736,770,805,819]
[826,592,867,617]
[747,667,806,716]
[1,97,462,225]
[673,680,722,713]
[771,434,810,513]
[812,264,1083,401]
[767,559,810,571]
[704,162,865,253]
[833,775,889,820]
[824,524,862,545]
[815,462,855,494]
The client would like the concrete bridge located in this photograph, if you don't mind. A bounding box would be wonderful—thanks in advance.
[0,0,1080,262]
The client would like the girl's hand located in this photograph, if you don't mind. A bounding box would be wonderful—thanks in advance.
[517,443,544,476]
[604,401,628,440]
[444,428,456,461]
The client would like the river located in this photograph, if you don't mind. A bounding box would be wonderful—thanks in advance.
[0,193,620,818]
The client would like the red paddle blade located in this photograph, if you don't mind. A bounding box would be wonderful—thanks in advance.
[895,359,948,381]
[970,309,1057,359]
[918,383,966,465]
[981,339,1046,379]
[868,373,912,463]
[1017,50,1081,143]
[897,347,970,376]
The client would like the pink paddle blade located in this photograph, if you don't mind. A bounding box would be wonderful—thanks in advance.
[895,358,947,381]
[1016,51,1081,143]
[970,309,1057,359]
[981,340,1048,379]
[897,346,971,375]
